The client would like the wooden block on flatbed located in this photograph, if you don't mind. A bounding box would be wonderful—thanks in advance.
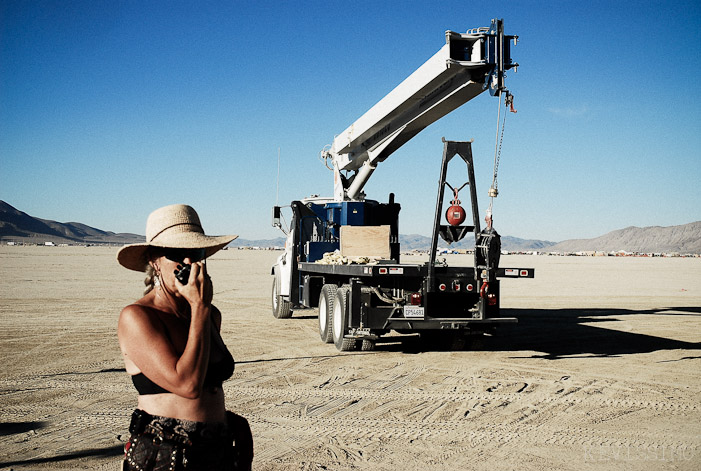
[340,225,391,259]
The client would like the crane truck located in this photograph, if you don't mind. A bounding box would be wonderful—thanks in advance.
[271,19,533,351]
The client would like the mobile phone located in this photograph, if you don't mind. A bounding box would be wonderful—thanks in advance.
[174,264,191,285]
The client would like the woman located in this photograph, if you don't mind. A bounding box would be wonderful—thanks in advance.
[116,204,252,470]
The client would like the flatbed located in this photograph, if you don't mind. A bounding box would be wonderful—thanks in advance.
[294,254,534,350]
[299,261,534,280]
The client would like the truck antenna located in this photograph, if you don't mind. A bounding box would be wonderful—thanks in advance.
[276,147,281,205]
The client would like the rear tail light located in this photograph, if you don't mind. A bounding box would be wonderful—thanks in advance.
[487,293,497,306]
[410,293,422,305]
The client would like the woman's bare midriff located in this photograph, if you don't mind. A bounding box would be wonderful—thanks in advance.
[136,387,227,424]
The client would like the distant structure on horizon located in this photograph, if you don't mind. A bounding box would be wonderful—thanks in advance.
[1,201,699,255]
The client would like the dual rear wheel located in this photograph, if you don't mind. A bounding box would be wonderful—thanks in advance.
[318,284,337,343]
[318,284,372,351]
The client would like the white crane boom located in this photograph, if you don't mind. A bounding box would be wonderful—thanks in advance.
[326,19,518,201]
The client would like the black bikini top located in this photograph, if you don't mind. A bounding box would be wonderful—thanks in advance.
[131,327,235,395]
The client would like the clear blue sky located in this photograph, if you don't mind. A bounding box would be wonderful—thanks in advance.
[2,0,700,242]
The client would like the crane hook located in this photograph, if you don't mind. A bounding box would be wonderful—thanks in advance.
[451,187,461,205]
[506,92,517,113]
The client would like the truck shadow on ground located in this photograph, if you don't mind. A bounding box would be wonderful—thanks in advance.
[375,306,701,359]
[496,306,701,360]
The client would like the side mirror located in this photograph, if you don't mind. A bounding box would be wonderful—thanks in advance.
[272,206,281,228]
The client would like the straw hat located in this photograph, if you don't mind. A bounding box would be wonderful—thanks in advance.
[117,204,238,272]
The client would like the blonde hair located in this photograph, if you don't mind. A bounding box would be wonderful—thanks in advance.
[144,264,156,295]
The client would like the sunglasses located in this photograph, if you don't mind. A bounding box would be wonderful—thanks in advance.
[161,248,207,264]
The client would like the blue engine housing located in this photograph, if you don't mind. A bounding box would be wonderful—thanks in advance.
[291,197,401,263]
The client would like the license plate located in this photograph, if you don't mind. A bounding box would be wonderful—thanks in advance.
[404,306,424,318]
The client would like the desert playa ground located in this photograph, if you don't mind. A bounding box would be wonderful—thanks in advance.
[0,246,699,470]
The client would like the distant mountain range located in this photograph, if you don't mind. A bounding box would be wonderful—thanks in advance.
[0,201,142,245]
[1,200,699,253]
[546,222,701,254]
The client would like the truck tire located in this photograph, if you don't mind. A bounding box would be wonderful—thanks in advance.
[318,284,337,343]
[332,287,357,351]
[449,332,467,351]
[272,274,292,319]
[360,339,376,351]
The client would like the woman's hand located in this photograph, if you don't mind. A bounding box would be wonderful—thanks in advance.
[176,260,213,309]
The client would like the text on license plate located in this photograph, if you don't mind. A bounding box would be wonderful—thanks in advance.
[404,306,424,318]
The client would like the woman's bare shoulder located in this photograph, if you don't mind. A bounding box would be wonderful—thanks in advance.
[120,298,155,319]
[118,300,166,339]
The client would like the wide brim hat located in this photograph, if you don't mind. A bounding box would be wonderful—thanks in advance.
[117,204,238,272]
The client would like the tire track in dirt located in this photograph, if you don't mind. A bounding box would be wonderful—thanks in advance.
[230,378,700,462]
[228,384,698,413]
[226,360,701,463]
[248,412,699,463]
